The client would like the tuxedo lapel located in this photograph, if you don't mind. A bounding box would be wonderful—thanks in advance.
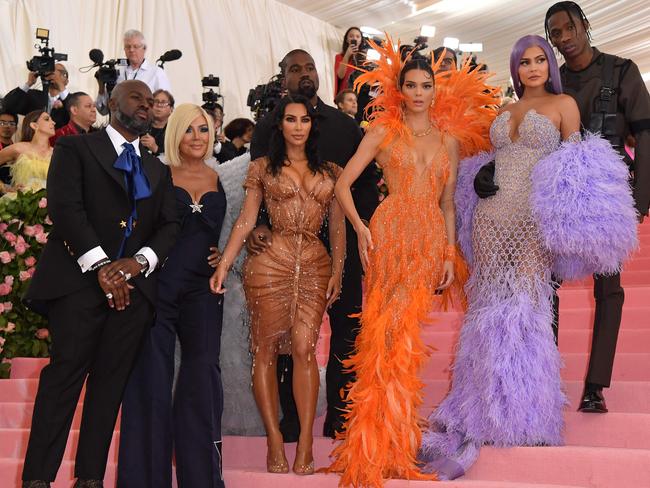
[86,130,127,193]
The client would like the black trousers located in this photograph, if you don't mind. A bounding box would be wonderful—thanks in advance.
[22,286,153,481]
[117,272,224,488]
[277,221,363,435]
[553,272,624,388]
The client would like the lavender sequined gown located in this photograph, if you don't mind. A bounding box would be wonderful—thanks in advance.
[420,110,577,479]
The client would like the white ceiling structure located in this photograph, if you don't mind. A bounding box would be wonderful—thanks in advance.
[279,0,650,91]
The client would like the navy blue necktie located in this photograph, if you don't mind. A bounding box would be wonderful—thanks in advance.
[113,142,152,258]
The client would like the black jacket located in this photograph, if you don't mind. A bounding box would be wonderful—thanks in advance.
[26,130,180,307]
[3,87,69,128]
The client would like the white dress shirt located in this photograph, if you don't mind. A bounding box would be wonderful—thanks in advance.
[76,124,159,276]
[96,58,172,114]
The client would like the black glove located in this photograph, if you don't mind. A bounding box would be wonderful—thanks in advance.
[473,160,499,198]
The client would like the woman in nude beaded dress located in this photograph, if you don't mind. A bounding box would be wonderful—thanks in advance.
[420,35,638,480]
[210,95,345,475]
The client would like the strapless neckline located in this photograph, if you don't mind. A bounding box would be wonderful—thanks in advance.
[497,109,560,144]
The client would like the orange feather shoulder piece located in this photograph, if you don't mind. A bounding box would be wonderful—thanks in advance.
[354,34,501,156]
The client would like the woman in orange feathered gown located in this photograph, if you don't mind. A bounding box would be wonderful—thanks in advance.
[324,40,499,487]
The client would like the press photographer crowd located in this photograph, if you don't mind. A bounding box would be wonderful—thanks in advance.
[0,24,476,191]
[1,3,649,486]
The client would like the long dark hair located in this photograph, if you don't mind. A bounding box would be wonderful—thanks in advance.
[340,27,362,55]
[268,95,330,178]
[21,110,46,142]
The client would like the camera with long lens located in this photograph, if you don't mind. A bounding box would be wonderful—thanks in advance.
[400,36,430,62]
[26,28,68,78]
[201,75,223,111]
[247,74,283,121]
[88,49,127,95]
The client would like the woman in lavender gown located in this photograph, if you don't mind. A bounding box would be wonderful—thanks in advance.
[419,35,638,479]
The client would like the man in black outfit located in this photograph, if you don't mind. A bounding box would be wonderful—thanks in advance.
[475,1,650,414]
[21,80,180,488]
[249,49,379,440]
[3,64,71,128]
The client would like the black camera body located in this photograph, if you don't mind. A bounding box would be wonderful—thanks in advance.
[96,59,127,89]
[26,28,68,78]
[247,74,283,121]
[201,75,223,111]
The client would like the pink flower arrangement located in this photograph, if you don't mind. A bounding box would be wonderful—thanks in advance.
[0,283,11,296]
[35,329,49,339]
[0,223,7,232]
[24,256,37,267]
[35,232,48,244]
[38,197,47,208]
[19,270,31,282]
[0,251,11,264]
[3,232,16,244]
[4,276,14,286]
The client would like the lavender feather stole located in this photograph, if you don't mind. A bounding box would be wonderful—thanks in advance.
[454,151,495,266]
[530,133,638,280]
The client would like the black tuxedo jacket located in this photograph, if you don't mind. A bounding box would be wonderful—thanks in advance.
[26,129,180,308]
[3,87,69,128]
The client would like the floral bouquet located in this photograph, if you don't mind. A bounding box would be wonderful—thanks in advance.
[0,189,51,378]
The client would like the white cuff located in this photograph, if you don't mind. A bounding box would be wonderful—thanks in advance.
[21,84,30,92]
[77,246,109,273]
[135,246,159,277]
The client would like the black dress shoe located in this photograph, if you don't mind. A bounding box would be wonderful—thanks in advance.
[578,389,608,413]
[22,482,51,488]
[73,480,104,488]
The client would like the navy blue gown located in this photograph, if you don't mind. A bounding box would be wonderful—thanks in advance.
[118,183,227,488]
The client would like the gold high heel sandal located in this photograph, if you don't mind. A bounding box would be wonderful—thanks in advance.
[266,453,289,474]
[293,451,314,475]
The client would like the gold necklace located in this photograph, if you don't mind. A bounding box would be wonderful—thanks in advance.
[410,123,433,137]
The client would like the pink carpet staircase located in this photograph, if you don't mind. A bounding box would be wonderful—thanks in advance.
[2,222,650,487]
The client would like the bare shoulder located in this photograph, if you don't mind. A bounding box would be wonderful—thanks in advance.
[364,124,387,144]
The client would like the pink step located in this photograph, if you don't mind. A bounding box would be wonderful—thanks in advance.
[0,459,587,488]
[421,352,650,382]
[421,380,650,414]
[5,408,650,463]
[556,285,649,308]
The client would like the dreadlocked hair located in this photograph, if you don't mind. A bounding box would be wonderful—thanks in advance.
[544,1,592,41]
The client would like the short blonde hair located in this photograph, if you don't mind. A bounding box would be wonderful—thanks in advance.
[164,103,215,167]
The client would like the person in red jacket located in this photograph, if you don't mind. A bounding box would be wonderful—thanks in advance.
[49,92,97,146]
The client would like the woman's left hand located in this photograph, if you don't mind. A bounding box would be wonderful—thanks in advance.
[326,274,342,309]
[207,246,222,268]
[436,260,455,291]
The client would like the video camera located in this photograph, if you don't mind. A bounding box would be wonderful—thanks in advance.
[26,28,68,77]
[400,36,430,62]
[201,75,223,111]
[88,49,127,96]
[247,74,283,121]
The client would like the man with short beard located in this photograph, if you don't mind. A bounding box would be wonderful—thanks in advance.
[250,49,379,440]
[21,80,180,488]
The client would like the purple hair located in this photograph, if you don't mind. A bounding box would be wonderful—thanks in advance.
[510,35,562,98]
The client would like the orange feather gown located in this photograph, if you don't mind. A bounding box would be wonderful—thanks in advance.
[324,38,499,487]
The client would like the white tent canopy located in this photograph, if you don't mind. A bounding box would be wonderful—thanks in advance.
[1,0,648,123]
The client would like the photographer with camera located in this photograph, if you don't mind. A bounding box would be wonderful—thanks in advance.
[95,29,171,115]
[3,64,70,129]
[335,27,365,96]
[140,89,174,156]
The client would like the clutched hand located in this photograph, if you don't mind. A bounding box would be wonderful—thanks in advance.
[246,225,272,255]
[473,160,499,198]
[356,223,374,273]
[209,263,228,294]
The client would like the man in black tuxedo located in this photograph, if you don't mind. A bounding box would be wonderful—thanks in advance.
[21,80,180,488]
[3,64,71,128]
